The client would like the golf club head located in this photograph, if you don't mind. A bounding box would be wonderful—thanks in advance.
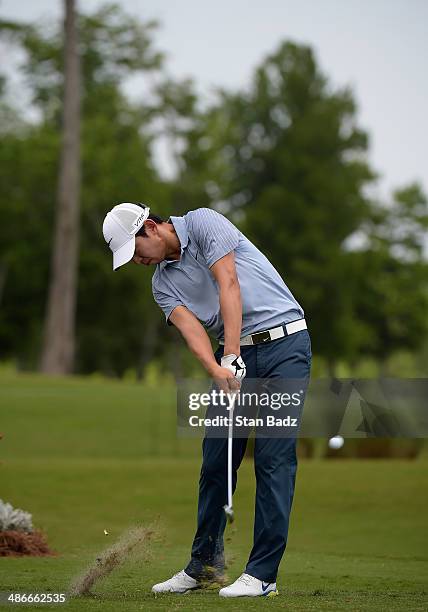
[223,504,234,523]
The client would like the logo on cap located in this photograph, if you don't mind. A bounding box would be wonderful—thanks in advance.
[133,212,146,229]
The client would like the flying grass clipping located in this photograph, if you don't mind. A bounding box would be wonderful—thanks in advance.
[69,525,156,596]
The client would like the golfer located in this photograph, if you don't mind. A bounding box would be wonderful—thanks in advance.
[103,202,311,598]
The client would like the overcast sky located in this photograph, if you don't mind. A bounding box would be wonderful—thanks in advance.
[1,0,427,197]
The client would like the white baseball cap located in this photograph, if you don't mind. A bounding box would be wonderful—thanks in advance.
[103,203,150,270]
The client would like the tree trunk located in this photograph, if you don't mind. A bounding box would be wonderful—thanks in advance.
[40,0,81,374]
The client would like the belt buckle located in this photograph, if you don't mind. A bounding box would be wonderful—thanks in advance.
[252,330,271,345]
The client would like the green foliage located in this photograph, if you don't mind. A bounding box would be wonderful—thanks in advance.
[178,42,428,370]
[0,9,427,376]
[0,4,169,374]
[353,185,428,362]
[0,123,58,366]
[0,4,163,123]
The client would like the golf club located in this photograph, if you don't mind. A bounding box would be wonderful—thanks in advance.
[223,391,238,523]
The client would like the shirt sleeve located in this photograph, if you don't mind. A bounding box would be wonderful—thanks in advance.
[188,208,240,268]
[152,284,183,325]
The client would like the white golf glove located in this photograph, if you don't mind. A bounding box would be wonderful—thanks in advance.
[221,353,247,382]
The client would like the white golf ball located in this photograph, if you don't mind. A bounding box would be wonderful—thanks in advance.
[328,436,344,450]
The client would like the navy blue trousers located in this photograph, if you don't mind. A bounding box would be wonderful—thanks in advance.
[185,328,312,583]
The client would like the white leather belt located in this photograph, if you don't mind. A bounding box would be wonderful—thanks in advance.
[219,318,307,346]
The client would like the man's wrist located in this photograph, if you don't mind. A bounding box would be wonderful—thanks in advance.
[223,346,240,358]
[206,361,221,377]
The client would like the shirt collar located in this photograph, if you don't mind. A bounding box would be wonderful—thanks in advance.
[159,215,189,270]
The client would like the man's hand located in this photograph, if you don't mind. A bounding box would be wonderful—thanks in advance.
[210,353,246,393]
[221,353,246,380]
[210,364,241,394]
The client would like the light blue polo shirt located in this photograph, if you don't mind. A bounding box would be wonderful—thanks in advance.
[152,208,304,341]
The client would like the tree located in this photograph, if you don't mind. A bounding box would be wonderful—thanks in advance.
[1,15,426,377]
[0,4,168,376]
[354,183,428,366]
[179,42,377,371]
[40,0,81,374]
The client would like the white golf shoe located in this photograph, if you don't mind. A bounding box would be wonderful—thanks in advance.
[152,569,200,594]
[219,572,278,598]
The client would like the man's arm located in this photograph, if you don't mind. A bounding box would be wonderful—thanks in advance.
[169,305,240,392]
[186,208,242,355]
[210,251,242,357]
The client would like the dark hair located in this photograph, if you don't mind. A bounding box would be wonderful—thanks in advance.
[135,214,165,237]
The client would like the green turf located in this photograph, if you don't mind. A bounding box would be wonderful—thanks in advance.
[0,373,427,611]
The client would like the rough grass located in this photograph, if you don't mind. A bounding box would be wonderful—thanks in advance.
[0,372,427,611]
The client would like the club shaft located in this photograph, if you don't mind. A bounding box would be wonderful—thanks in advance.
[227,394,236,509]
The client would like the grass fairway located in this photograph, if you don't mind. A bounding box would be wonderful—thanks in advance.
[0,373,427,611]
